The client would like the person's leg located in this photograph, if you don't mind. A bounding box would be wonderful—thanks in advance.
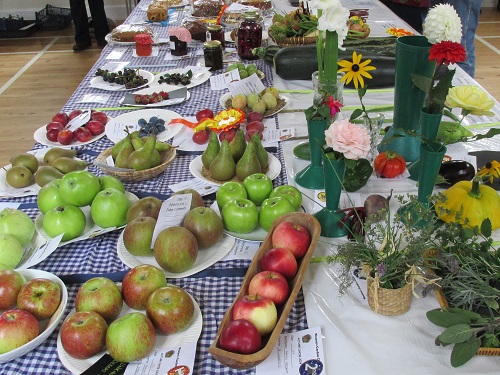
[88,0,110,45]
[70,0,92,50]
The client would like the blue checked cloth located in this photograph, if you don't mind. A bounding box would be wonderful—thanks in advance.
[0,2,308,374]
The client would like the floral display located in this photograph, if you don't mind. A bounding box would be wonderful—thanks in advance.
[337,51,375,90]
[477,160,500,184]
[444,85,495,117]
[324,119,370,160]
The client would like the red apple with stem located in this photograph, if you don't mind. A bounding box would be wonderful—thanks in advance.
[75,277,123,323]
[0,309,39,354]
[271,221,311,258]
[122,265,167,310]
[232,294,277,336]
[248,270,289,306]
[219,319,261,354]
[17,278,62,320]
[0,269,26,310]
[260,247,298,280]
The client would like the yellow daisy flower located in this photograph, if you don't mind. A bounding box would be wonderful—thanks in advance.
[477,160,500,184]
[338,51,376,89]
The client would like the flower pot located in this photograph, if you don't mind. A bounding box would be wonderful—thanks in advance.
[367,277,412,316]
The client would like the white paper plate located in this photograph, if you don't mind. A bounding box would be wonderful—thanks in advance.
[0,269,68,364]
[118,85,191,108]
[90,69,154,91]
[151,67,212,89]
[33,125,106,149]
[117,231,235,278]
[34,192,138,247]
[57,290,202,374]
[189,153,281,186]
[105,109,184,144]
[219,94,290,117]
[104,33,159,46]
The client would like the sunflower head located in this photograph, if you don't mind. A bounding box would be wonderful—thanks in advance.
[337,51,376,89]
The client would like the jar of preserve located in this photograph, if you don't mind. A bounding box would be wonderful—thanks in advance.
[206,24,225,49]
[134,33,153,57]
[204,40,223,71]
[237,11,262,60]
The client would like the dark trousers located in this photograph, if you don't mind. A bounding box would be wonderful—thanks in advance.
[70,0,110,45]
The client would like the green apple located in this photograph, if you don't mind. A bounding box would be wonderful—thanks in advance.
[60,170,100,207]
[43,205,86,242]
[216,181,248,210]
[0,208,35,246]
[37,179,65,215]
[259,196,295,232]
[90,188,131,228]
[98,175,125,193]
[242,173,273,206]
[0,234,24,270]
[221,198,259,233]
[269,185,302,211]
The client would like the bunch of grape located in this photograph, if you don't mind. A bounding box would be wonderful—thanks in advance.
[134,91,169,105]
[95,68,148,89]
[157,71,192,86]
[138,116,166,137]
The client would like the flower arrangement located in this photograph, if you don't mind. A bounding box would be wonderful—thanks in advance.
[323,119,370,162]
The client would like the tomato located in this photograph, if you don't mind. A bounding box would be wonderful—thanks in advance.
[373,151,406,178]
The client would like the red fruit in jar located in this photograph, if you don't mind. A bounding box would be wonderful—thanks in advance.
[46,121,64,132]
[57,129,74,145]
[52,112,69,127]
[90,111,108,125]
[219,129,237,143]
[85,120,105,136]
[46,129,60,142]
[192,130,210,145]
[74,127,92,142]
[196,108,214,122]
[245,121,265,133]
[246,112,264,123]
[219,319,261,354]
[68,110,83,120]
[245,129,262,142]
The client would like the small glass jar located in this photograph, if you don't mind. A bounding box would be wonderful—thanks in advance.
[170,35,188,56]
[134,33,153,57]
[206,24,225,49]
[237,11,262,60]
[204,40,223,71]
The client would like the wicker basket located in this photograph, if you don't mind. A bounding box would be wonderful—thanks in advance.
[95,147,176,182]
[367,277,412,316]
[269,32,316,47]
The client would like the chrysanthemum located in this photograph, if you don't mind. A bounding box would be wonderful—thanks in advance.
[337,51,376,89]
[428,40,466,65]
[423,4,462,43]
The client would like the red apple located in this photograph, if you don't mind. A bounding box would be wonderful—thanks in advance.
[219,319,261,354]
[46,121,64,132]
[90,111,108,125]
[271,221,311,258]
[196,108,214,122]
[232,294,277,336]
[260,247,298,280]
[0,309,39,354]
[60,311,108,359]
[74,127,92,142]
[57,129,74,145]
[68,109,83,120]
[248,270,289,306]
[192,129,210,145]
[52,112,69,127]
[85,120,105,135]
[219,128,237,143]
[122,265,167,310]
[0,270,26,310]
[182,206,223,248]
[75,277,123,323]
[245,120,265,133]
[17,278,61,320]
[46,128,60,142]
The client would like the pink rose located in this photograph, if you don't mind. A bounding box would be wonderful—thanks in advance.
[324,119,370,160]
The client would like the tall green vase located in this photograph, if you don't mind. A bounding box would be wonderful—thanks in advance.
[313,156,348,238]
[378,36,435,162]
[295,119,329,189]
[418,140,446,205]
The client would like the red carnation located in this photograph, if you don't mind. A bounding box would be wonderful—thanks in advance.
[428,41,466,66]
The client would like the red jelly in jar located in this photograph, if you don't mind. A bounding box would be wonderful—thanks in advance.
[237,12,262,60]
[134,33,153,56]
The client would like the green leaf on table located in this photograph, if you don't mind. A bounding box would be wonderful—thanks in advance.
[350,108,364,120]
[438,324,474,344]
[481,218,492,238]
[450,338,481,367]
[443,307,482,321]
[427,309,471,327]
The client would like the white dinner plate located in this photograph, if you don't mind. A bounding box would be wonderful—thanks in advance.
[105,109,184,144]
[57,289,202,374]
[117,231,235,278]
[0,150,44,198]
[0,269,68,364]
[219,94,290,117]
[151,67,212,89]
[104,33,159,46]
[34,192,138,247]
[33,125,106,149]
[118,85,191,108]
[189,153,281,186]
[90,69,154,91]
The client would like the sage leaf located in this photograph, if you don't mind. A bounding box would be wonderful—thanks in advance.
[450,338,481,367]
[443,308,482,321]
[438,324,474,344]
[480,218,492,237]
[427,309,471,327]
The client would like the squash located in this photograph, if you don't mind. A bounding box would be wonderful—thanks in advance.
[435,178,500,231]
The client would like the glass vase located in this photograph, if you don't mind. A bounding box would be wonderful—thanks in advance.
[362,113,385,162]
[311,71,344,123]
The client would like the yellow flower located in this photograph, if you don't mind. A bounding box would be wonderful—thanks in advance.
[337,51,376,89]
[445,85,495,116]
[477,160,500,184]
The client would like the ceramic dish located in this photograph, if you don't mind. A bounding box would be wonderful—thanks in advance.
[34,192,138,247]
[117,231,235,278]
[57,290,202,374]
[90,69,154,91]
[219,94,290,117]
[0,269,68,364]
[105,108,184,144]
[189,153,281,186]
[151,67,212,89]
[118,85,191,108]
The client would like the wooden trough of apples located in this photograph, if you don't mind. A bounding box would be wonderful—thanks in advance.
[208,212,321,369]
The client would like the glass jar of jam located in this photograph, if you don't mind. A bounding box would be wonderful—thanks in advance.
[206,24,225,49]
[170,35,188,56]
[204,40,223,71]
[134,33,153,57]
[237,11,262,60]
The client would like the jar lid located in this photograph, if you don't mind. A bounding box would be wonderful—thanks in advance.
[207,24,223,31]
[204,40,221,48]
[242,11,260,20]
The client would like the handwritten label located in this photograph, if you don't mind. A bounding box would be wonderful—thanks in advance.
[151,194,192,245]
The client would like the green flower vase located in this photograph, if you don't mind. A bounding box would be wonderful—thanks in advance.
[313,156,348,238]
[418,140,446,205]
[378,36,435,162]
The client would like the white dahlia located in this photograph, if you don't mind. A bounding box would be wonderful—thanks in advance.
[423,4,462,44]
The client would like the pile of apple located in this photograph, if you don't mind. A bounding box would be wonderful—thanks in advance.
[218,220,312,354]
[58,264,196,362]
[216,175,303,232]
[0,270,62,354]
[0,208,36,271]
[37,170,132,242]
[123,189,225,274]
[228,87,281,115]
[45,110,107,145]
